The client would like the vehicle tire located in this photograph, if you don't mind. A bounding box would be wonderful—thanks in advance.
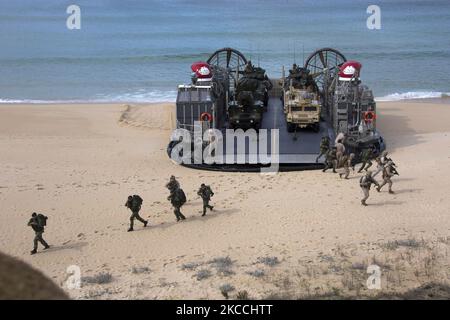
[287,123,295,132]
[313,123,320,133]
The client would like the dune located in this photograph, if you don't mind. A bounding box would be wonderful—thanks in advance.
[0,100,449,299]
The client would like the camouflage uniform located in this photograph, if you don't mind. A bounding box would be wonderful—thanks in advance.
[334,133,346,167]
[125,195,148,232]
[244,61,255,74]
[358,147,376,173]
[315,136,330,163]
[197,184,214,216]
[377,161,396,194]
[339,153,355,179]
[28,213,50,255]
[322,148,337,173]
[168,187,186,222]
[335,142,346,168]
[373,151,389,177]
[359,171,380,206]
[372,157,384,177]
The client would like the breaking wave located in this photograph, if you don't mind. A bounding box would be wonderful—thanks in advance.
[0,90,178,104]
[375,91,450,102]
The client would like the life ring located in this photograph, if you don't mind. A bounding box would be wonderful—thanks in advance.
[200,112,213,122]
[363,111,376,123]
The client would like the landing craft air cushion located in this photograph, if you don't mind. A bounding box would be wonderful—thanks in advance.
[168,47,385,171]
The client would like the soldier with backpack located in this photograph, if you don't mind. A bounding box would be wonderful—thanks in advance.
[125,195,148,232]
[197,183,214,216]
[168,186,186,222]
[322,147,338,173]
[28,212,50,255]
[357,146,377,173]
[315,136,330,163]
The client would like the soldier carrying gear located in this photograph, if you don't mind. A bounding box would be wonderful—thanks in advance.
[166,175,180,194]
[334,133,346,167]
[168,186,187,222]
[358,146,376,173]
[381,151,397,168]
[373,156,384,177]
[316,136,330,163]
[339,153,355,179]
[380,150,389,164]
[197,183,214,216]
[322,147,337,173]
[125,195,148,232]
[377,161,397,194]
[359,171,380,206]
[28,212,50,255]
[244,60,255,74]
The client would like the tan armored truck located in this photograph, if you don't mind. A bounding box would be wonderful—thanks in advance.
[282,66,321,133]
[284,88,321,132]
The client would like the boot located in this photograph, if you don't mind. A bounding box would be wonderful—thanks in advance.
[361,200,368,206]
[127,227,134,232]
[376,187,381,192]
[30,249,37,255]
[389,190,394,194]
[143,221,148,227]
[43,245,50,250]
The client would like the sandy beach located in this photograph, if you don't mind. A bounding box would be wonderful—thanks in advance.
[0,100,449,299]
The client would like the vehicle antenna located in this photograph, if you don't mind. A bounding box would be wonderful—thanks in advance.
[302,43,305,65]
[258,43,261,68]
[293,42,296,64]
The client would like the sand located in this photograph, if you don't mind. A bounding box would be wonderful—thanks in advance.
[0,101,449,299]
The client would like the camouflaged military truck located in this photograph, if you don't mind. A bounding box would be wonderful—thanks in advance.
[228,61,272,129]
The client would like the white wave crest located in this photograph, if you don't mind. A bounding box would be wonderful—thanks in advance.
[0,89,178,104]
[375,91,450,102]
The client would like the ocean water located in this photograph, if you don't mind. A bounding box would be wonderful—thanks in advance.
[0,0,449,103]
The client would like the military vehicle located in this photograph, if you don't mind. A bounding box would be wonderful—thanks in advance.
[304,49,385,154]
[168,47,385,170]
[281,64,321,132]
[228,60,272,129]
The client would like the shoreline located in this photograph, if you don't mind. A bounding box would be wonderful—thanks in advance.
[1,95,449,106]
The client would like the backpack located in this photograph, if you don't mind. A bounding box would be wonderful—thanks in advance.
[360,176,370,188]
[204,186,213,198]
[175,189,187,206]
[131,195,143,209]
[36,214,48,227]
